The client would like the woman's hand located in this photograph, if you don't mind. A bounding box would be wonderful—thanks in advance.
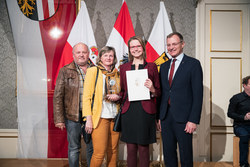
[85,116,93,134]
[106,94,121,102]
[144,79,155,93]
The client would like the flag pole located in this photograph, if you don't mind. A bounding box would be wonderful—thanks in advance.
[76,0,81,15]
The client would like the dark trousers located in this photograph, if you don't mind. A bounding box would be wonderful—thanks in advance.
[126,143,149,167]
[234,125,250,166]
[161,107,193,167]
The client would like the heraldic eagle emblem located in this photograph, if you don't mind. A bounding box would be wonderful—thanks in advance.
[17,0,59,21]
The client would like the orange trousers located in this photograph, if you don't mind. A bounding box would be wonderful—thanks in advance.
[90,118,120,167]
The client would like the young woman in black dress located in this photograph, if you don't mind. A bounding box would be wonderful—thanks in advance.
[119,36,161,167]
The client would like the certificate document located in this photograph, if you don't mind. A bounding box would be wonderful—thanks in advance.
[126,69,150,101]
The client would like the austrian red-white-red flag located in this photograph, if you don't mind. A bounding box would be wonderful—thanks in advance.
[106,0,135,67]
[54,1,98,85]
[6,0,76,158]
[146,2,172,68]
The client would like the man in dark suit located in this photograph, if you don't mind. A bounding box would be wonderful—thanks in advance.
[158,32,203,167]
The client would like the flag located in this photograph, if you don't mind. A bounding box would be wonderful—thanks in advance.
[146,2,172,69]
[54,1,98,85]
[106,1,135,67]
[6,0,76,158]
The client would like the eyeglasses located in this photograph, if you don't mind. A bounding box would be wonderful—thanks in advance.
[167,41,182,48]
[130,45,142,50]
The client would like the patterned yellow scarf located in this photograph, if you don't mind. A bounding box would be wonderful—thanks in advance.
[97,62,120,99]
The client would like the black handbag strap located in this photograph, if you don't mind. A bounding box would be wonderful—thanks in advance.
[119,93,128,112]
[122,94,127,105]
[91,67,99,110]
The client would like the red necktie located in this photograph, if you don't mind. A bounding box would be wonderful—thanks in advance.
[168,59,176,105]
[169,59,176,86]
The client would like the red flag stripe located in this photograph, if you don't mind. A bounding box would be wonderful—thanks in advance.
[54,0,58,12]
[54,1,98,86]
[146,42,159,62]
[145,2,172,63]
[114,2,134,45]
[39,1,76,158]
[42,0,50,20]
[55,41,74,78]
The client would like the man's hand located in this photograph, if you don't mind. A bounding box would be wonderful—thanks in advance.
[156,120,161,132]
[55,123,66,130]
[184,122,197,134]
[244,112,250,120]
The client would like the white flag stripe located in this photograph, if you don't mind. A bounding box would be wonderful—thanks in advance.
[106,28,128,67]
[48,0,55,17]
[55,0,98,87]
[67,1,97,64]
[106,1,135,67]
[37,0,44,21]
[148,2,172,56]
[6,0,48,158]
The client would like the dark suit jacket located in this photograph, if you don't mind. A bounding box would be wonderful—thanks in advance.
[120,61,161,114]
[159,54,203,124]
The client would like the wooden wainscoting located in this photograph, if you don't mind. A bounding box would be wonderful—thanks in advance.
[0,159,233,167]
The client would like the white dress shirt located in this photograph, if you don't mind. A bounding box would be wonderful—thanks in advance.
[168,53,184,79]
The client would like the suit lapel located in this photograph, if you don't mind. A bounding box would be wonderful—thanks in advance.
[171,55,187,87]
[162,60,171,87]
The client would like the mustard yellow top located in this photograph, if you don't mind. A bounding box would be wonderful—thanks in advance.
[82,67,119,129]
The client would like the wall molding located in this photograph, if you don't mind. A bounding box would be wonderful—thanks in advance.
[0,129,18,138]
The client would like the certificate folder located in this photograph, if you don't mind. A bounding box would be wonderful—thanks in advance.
[126,69,150,101]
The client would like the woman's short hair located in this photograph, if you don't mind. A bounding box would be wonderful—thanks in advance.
[96,46,117,66]
[128,36,147,62]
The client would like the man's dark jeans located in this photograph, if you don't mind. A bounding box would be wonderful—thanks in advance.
[66,119,93,167]
[234,125,250,167]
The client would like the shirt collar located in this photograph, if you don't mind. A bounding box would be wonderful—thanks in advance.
[74,61,91,72]
[171,53,184,62]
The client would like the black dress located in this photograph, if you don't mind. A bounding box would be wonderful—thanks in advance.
[120,64,156,145]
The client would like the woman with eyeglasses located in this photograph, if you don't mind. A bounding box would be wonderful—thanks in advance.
[119,36,161,167]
